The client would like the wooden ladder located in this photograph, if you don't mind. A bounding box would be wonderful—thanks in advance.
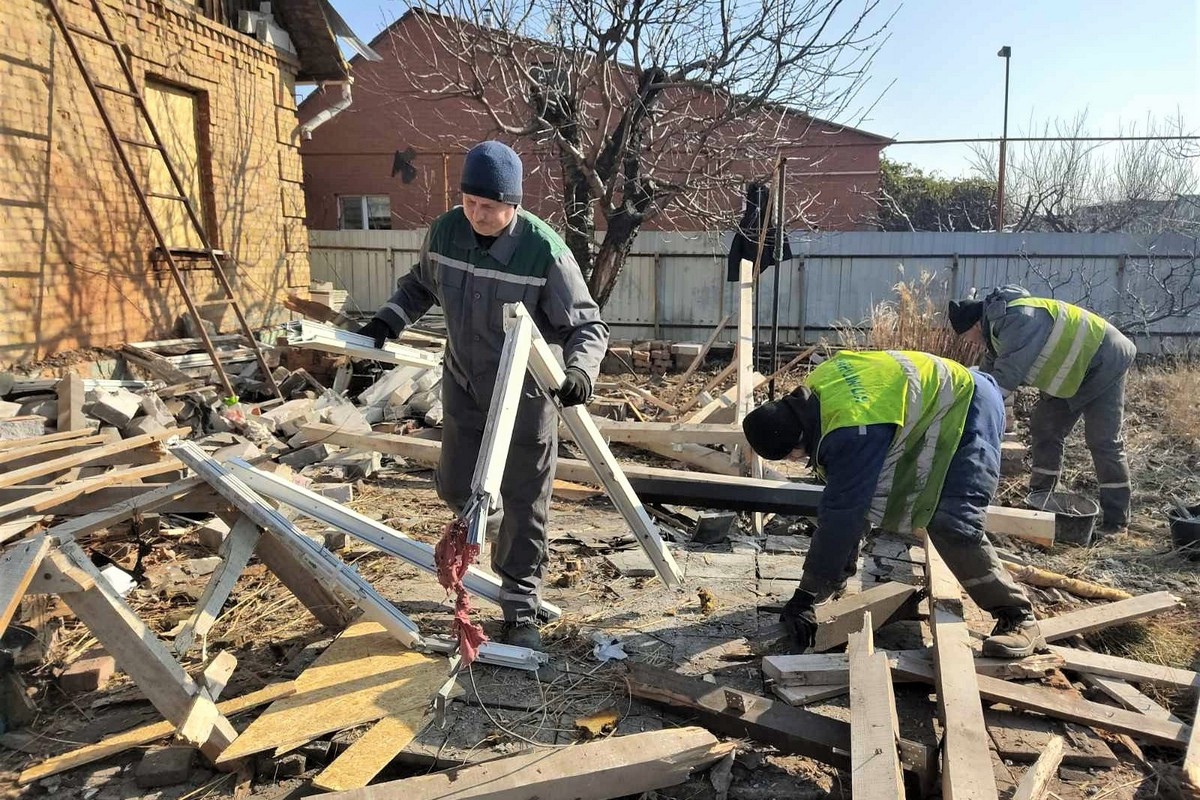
[45,0,282,401]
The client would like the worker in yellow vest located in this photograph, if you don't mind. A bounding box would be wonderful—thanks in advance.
[742,350,1044,658]
[949,287,1136,534]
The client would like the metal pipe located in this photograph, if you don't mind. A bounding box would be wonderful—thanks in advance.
[769,158,787,400]
[300,81,353,140]
[996,46,1012,230]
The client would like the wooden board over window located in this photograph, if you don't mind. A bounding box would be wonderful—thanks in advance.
[143,81,207,250]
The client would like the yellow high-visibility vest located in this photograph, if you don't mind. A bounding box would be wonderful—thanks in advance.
[806,350,974,533]
[996,298,1106,398]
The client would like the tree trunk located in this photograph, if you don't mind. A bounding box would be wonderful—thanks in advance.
[589,211,641,309]
[559,158,595,282]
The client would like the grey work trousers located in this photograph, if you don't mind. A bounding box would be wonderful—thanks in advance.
[435,374,557,623]
[1029,374,1131,528]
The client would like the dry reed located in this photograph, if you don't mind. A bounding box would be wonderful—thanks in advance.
[837,270,982,365]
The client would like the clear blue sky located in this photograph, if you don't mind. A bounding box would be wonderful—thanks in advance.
[327,0,1199,177]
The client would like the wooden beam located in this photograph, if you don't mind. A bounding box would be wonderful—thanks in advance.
[17,682,296,785]
[198,652,238,701]
[623,662,935,792]
[1012,734,1064,800]
[0,460,185,521]
[1080,674,1182,723]
[45,477,209,539]
[0,428,185,490]
[0,429,94,453]
[678,361,735,414]
[619,381,679,415]
[983,505,1056,547]
[847,613,904,799]
[813,581,919,652]
[0,534,50,631]
[892,655,1192,748]
[925,535,1000,800]
[1038,592,1183,642]
[764,650,1063,686]
[1048,645,1200,691]
[670,314,730,402]
[56,376,87,431]
[0,434,108,467]
[590,420,747,447]
[312,726,734,800]
[686,371,766,424]
[174,516,261,655]
[1184,691,1200,791]
[44,542,238,760]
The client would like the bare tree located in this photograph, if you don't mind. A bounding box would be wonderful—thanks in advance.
[968,112,1200,234]
[387,0,889,307]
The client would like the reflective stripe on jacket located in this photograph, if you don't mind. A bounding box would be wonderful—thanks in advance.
[806,350,974,532]
[999,298,1106,398]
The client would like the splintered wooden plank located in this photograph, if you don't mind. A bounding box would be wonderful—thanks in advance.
[311,711,427,792]
[1048,645,1200,690]
[0,429,94,452]
[44,541,236,760]
[214,622,447,764]
[0,434,108,467]
[0,534,50,631]
[1012,734,1064,800]
[769,683,849,706]
[670,314,730,402]
[848,613,904,798]
[624,662,935,791]
[44,476,209,539]
[313,726,733,800]
[17,682,296,785]
[813,581,919,652]
[925,536,1000,800]
[1038,592,1183,642]
[892,656,1192,748]
[1081,674,1182,723]
[174,516,261,655]
[0,428,185,489]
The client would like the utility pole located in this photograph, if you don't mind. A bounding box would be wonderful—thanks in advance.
[996,45,1012,231]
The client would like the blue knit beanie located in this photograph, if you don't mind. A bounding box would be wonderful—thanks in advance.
[461,141,523,205]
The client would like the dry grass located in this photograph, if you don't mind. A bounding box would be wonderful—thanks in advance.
[836,270,983,364]
[1134,365,1200,445]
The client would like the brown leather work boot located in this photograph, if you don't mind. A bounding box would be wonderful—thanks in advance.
[982,612,1047,659]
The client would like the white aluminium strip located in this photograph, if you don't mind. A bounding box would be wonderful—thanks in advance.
[284,320,441,369]
[170,440,425,648]
[423,636,547,671]
[225,459,563,620]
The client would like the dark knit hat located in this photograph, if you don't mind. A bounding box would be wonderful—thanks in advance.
[461,141,523,205]
[948,299,984,334]
[742,387,813,460]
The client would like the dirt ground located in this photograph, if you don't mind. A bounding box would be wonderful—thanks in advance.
[1,362,1197,800]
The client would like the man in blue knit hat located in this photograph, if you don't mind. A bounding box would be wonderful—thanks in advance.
[359,141,610,649]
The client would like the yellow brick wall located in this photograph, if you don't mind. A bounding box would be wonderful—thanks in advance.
[0,0,310,363]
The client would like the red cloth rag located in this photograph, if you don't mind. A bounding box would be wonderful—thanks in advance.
[433,517,488,664]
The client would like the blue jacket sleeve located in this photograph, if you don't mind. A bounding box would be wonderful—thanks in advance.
[801,423,893,597]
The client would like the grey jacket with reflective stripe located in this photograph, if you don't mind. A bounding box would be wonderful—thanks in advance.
[979,286,1135,409]
[373,207,609,406]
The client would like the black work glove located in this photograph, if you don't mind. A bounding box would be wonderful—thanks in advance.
[780,589,819,653]
[357,318,395,349]
[555,367,592,407]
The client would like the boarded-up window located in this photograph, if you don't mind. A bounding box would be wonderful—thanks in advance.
[143,81,208,249]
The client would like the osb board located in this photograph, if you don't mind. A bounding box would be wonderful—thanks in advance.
[216,622,445,763]
[312,711,426,791]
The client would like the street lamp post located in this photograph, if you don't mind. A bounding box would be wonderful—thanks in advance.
[996,45,1011,231]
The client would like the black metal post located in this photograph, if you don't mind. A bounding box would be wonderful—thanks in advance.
[769,158,787,400]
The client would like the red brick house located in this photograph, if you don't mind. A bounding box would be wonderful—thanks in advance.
[297,9,891,234]
[0,0,369,362]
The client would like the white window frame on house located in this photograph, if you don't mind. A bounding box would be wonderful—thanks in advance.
[338,195,392,230]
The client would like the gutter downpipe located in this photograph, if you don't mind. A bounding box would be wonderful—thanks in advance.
[300,80,353,140]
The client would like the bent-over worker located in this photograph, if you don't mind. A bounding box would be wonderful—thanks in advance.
[358,141,610,649]
[742,350,1045,658]
[948,287,1136,535]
